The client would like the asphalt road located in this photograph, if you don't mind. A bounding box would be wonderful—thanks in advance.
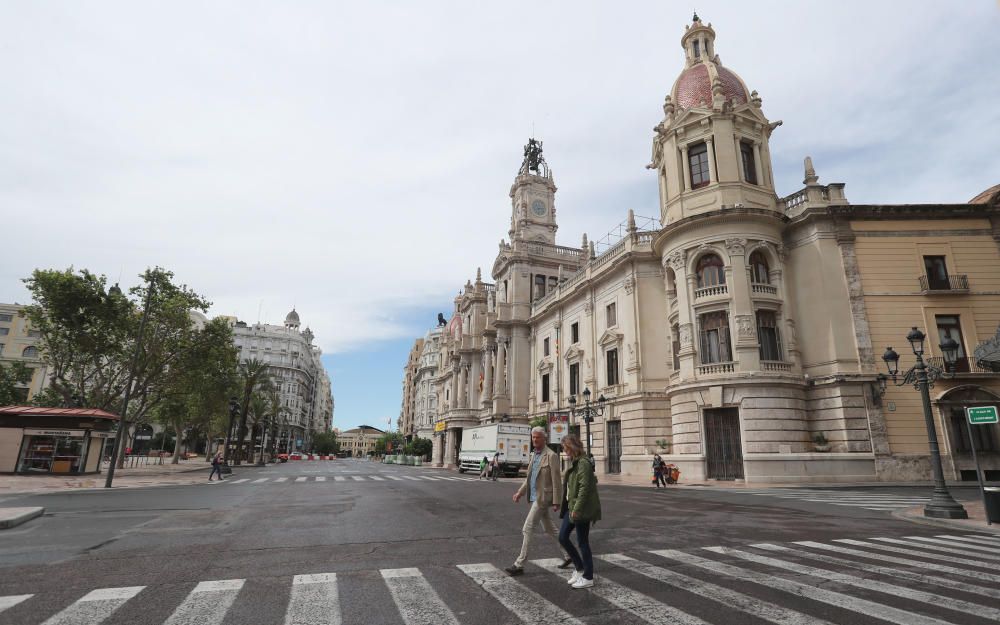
[0,459,995,625]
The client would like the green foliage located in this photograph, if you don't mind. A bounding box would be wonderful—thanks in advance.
[312,431,340,455]
[405,437,433,459]
[0,361,33,406]
[529,415,548,429]
[374,431,404,455]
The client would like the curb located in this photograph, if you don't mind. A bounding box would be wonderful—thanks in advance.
[0,507,44,529]
[891,506,1000,535]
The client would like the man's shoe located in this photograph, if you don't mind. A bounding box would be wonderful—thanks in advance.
[566,570,582,585]
[556,558,574,570]
[571,576,594,589]
[504,565,524,576]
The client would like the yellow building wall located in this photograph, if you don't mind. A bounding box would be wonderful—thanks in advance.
[853,223,1000,455]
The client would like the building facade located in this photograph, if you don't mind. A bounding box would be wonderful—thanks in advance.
[338,425,384,457]
[229,309,334,451]
[405,15,1000,482]
[0,303,50,403]
[399,338,423,440]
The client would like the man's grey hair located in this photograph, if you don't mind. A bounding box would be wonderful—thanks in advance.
[530,426,547,438]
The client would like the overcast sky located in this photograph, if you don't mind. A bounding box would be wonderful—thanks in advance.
[2,2,998,433]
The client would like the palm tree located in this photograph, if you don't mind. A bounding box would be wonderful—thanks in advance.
[231,358,269,465]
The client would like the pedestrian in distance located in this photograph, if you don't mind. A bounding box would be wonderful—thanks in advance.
[652,453,666,488]
[505,426,573,576]
[491,451,502,481]
[559,433,601,589]
[479,456,488,480]
[209,452,225,481]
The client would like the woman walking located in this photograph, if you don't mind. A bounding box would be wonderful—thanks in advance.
[558,433,601,589]
[209,452,225,481]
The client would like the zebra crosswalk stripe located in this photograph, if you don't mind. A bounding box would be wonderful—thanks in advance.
[285,573,339,625]
[948,534,1000,547]
[599,553,833,625]
[926,535,1000,553]
[835,538,998,570]
[532,558,711,625]
[386,476,403,480]
[294,477,307,483]
[871,537,1000,561]
[370,476,385,481]
[456,563,584,625]
[251,478,268,483]
[351,476,365,481]
[655,549,952,625]
[40,586,145,625]
[334,476,345,481]
[402,476,421,481]
[274,477,288,483]
[0,594,32,614]
[705,546,1000,621]
[315,476,326,482]
[759,543,1000,601]
[799,540,1000,585]
[381,568,460,625]
[163,579,244,625]
[229,478,250,484]
[967,533,1000,543]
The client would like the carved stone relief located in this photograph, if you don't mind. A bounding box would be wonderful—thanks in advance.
[735,314,755,339]
[725,238,748,255]
[583,300,593,316]
[679,323,693,347]
[665,250,686,272]
[624,276,635,295]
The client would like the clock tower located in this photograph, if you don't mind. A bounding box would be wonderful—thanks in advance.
[509,138,558,244]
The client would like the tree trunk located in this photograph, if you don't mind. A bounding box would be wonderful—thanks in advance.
[171,423,183,464]
[116,424,134,469]
[234,408,249,465]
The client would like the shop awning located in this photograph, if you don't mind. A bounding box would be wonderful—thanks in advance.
[0,406,121,420]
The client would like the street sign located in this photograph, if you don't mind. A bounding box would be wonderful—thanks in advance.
[548,411,570,444]
[967,406,999,424]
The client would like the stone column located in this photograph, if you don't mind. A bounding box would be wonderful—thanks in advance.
[680,145,691,191]
[753,142,764,187]
[497,340,508,397]
[706,137,716,183]
[664,250,696,379]
[469,357,481,410]
[725,238,760,371]
[444,428,457,468]
[482,346,494,407]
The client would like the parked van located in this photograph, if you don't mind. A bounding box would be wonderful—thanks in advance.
[457,423,530,476]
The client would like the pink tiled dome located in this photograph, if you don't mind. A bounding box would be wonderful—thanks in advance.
[673,63,748,109]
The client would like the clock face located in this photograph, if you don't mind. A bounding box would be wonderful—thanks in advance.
[531,199,546,217]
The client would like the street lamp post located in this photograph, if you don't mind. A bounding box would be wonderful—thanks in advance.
[567,387,607,458]
[224,397,240,464]
[877,327,968,519]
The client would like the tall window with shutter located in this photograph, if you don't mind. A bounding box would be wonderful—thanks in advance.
[756,310,782,361]
[699,311,731,364]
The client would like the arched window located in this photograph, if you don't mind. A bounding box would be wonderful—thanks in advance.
[696,254,726,288]
[22,346,38,358]
[940,388,999,456]
[749,251,770,284]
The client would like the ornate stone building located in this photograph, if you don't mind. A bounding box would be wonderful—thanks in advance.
[408,15,1000,482]
[229,309,334,451]
[399,337,423,440]
[0,303,50,402]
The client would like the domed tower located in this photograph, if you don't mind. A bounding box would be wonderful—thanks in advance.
[284,308,301,331]
[651,13,780,225]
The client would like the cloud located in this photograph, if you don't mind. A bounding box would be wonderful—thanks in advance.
[1,1,998,361]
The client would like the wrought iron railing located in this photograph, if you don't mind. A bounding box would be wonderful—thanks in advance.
[918,274,968,292]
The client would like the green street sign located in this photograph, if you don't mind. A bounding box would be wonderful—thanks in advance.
[967,406,999,425]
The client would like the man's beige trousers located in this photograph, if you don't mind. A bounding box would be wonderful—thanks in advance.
[514,500,567,568]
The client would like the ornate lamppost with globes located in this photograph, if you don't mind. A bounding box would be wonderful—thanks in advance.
[877,326,968,519]
[567,387,607,458]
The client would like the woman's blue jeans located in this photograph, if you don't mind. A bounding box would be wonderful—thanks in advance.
[559,514,593,580]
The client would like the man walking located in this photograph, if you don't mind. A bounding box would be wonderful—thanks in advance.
[505,427,572,575]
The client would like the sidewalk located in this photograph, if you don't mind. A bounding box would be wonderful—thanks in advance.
[894,500,1000,535]
[0,459,269,496]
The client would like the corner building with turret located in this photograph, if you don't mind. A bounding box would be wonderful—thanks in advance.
[412,15,1000,483]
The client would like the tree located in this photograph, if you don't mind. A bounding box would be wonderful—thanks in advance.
[374,431,404,456]
[407,436,433,459]
[0,361,33,406]
[231,358,271,464]
[312,431,340,455]
[529,415,548,430]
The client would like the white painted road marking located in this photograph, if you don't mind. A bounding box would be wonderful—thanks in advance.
[457,563,584,625]
[315,476,326,482]
[600,553,833,625]
[656,548,952,625]
[163,579,244,625]
[533,558,710,625]
[707,545,1000,621]
[871,537,1000,561]
[251,478,268,483]
[228,478,250,484]
[381,568,460,625]
[351,476,365,481]
[294,477,307,483]
[796,539,1000,584]
[40,586,144,625]
[370,476,385,481]
[285,573,339,625]
[274,477,288,483]
[835,538,998,569]
[334,476,345,482]
[0,594,32,614]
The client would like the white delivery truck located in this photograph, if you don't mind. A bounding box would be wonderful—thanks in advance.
[458,423,531,476]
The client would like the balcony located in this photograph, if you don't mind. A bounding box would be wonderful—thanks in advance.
[694,284,728,300]
[926,357,998,376]
[698,361,735,375]
[751,283,778,296]
[761,360,792,373]
[918,274,969,293]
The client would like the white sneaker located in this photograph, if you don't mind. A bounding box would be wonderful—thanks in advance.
[571,576,594,589]
[566,570,582,585]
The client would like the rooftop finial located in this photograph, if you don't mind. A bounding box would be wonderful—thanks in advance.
[693,10,700,22]
[519,137,550,177]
